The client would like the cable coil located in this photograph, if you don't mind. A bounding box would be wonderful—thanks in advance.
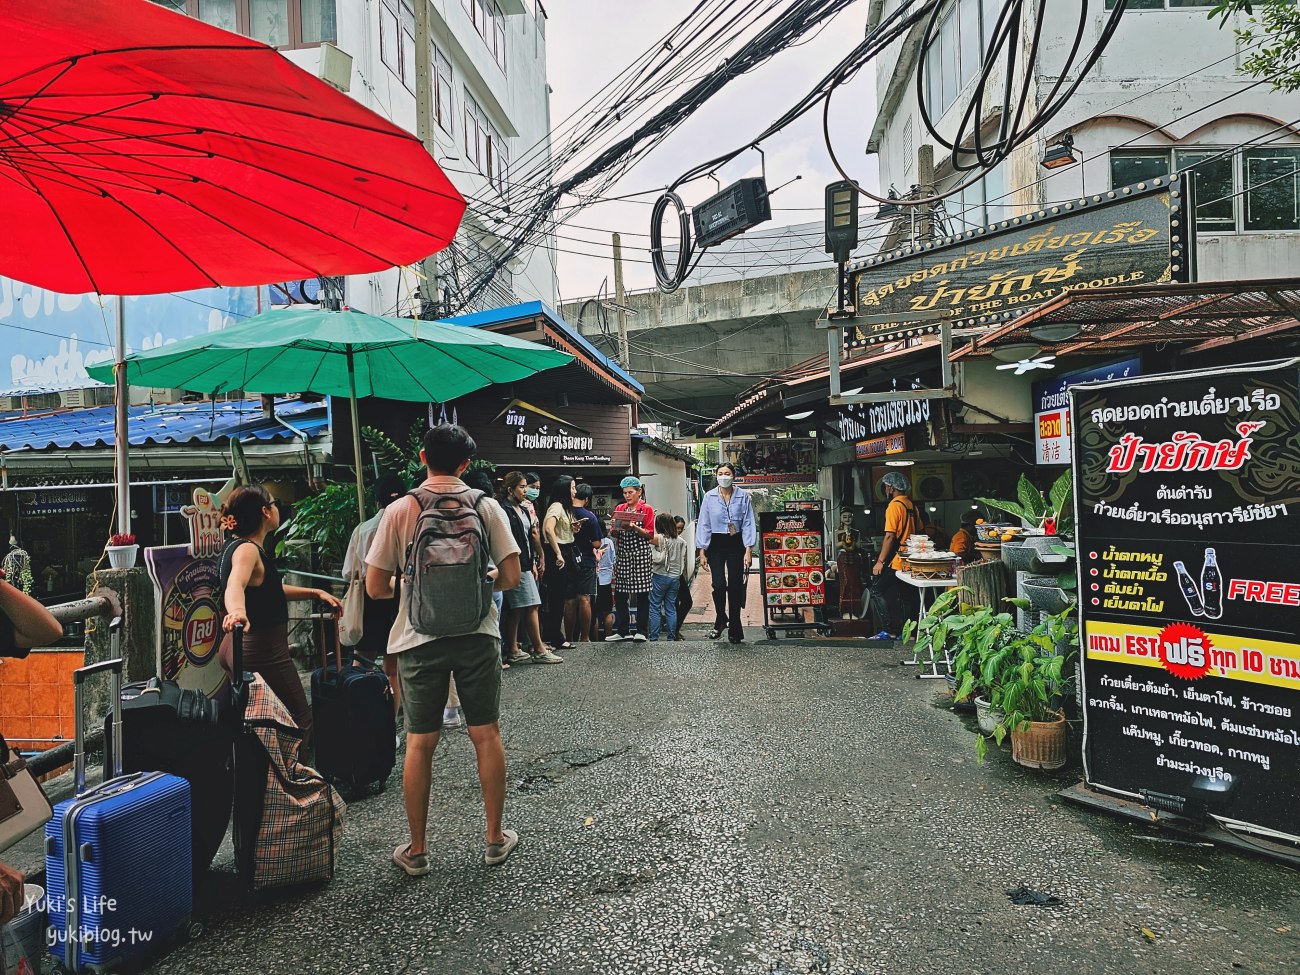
[650,191,695,292]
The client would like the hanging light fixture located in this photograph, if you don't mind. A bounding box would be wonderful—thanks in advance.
[1029,323,1084,342]
[1041,133,1079,170]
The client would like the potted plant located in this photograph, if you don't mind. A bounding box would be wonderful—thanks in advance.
[950,598,1029,734]
[977,470,1073,536]
[105,532,139,569]
[983,608,1079,768]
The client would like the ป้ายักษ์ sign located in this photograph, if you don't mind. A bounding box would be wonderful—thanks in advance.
[1070,359,1300,843]
[850,176,1193,344]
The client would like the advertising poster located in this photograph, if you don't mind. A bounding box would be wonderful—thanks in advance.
[759,511,826,608]
[1070,360,1300,842]
[144,486,231,699]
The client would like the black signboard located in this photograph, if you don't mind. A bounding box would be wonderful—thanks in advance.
[759,510,826,609]
[851,175,1194,344]
[1071,359,1300,842]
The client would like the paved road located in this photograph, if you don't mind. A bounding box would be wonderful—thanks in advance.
[150,636,1299,975]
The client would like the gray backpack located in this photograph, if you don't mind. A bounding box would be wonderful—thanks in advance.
[403,487,494,638]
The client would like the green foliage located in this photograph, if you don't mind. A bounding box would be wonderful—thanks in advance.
[977,469,1073,534]
[281,481,371,570]
[979,608,1080,761]
[362,420,427,485]
[774,484,818,505]
[2,547,34,595]
[1210,1,1300,92]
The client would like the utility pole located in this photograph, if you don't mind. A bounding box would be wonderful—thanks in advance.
[917,144,936,244]
[113,297,130,537]
[612,232,629,366]
[414,0,439,318]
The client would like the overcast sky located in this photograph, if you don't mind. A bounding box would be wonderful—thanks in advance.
[542,1,879,302]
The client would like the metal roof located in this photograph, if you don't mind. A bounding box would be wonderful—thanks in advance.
[444,301,645,394]
[952,278,1300,359]
[0,398,327,452]
[707,339,941,435]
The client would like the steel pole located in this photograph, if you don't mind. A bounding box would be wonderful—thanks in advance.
[114,296,131,537]
[347,347,366,522]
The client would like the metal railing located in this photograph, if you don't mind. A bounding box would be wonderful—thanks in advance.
[23,587,121,778]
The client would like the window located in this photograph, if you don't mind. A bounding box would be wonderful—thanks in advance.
[379,0,416,90]
[463,91,509,195]
[434,47,454,135]
[1104,0,1213,8]
[153,0,334,49]
[461,0,508,72]
[922,0,997,118]
[1111,146,1300,233]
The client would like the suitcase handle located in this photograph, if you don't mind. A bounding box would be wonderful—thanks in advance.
[75,616,124,795]
[229,622,248,712]
[312,611,343,673]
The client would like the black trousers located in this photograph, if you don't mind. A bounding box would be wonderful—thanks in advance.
[869,565,919,637]
[674,583,693,638]
[615,591,650,637]
[542,545,573,645]
[707,534,747,639]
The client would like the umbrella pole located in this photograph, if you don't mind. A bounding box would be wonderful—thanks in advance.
[347,347,366,522]
[114,296,131,538]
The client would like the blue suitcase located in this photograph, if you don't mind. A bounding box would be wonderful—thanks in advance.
[45,636,193,974]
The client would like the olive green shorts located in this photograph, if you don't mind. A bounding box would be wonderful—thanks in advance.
[395,632,502,734]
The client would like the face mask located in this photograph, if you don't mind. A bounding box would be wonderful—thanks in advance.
[525,487,540,501]
[716,475,734,488]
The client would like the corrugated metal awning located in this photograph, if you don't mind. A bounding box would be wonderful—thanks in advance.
[951,278,1300,359]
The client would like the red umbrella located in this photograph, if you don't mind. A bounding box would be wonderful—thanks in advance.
[0,0,466,295]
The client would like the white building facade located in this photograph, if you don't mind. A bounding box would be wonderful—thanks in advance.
[866,0,1300,279]
[154,0,557,315]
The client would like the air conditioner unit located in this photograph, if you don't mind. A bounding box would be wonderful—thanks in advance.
[60,389,85,408]
[318,42,353,93]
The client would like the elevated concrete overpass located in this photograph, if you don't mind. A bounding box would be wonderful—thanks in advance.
[559,267,836,430]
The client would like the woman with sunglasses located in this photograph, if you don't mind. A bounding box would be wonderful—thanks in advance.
[218,485,341,750]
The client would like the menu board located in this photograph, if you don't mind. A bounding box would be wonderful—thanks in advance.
[759,511,826,608]
[1070,360,1300,842]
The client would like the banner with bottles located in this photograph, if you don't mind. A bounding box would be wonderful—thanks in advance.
[1070,360,1300,842]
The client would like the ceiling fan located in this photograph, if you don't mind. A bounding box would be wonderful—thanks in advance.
[996,354,1057,375]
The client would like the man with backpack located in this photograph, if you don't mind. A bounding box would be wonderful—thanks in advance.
[366,424,522,874]
[868,471,922,642]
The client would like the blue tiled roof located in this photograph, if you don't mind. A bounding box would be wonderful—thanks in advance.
[0,398,327,451]
[443,301,645,394]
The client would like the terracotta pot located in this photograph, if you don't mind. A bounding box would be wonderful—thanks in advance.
[1010,710,1067,770]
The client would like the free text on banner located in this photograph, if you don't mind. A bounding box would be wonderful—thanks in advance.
[1070,360,1300,841]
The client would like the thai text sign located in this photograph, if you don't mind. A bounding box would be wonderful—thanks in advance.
[1033,358,1141,467]
[759,511,826,608]
[851,177,1191,340]
[1071,360,1300,842]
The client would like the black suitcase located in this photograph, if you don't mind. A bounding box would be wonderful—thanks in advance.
[311,616,396,799]
[104,675,233,877]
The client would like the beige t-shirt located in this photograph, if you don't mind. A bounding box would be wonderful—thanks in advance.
[544,502,576,544]
[365,475,520,654]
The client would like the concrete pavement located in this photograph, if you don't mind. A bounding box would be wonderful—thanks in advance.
[147,636,1298,974]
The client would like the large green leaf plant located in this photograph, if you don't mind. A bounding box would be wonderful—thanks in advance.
[977,469,1073,534]
[982,608,1079,762]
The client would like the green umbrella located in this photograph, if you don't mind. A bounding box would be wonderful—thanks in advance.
[87,308,573,517]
